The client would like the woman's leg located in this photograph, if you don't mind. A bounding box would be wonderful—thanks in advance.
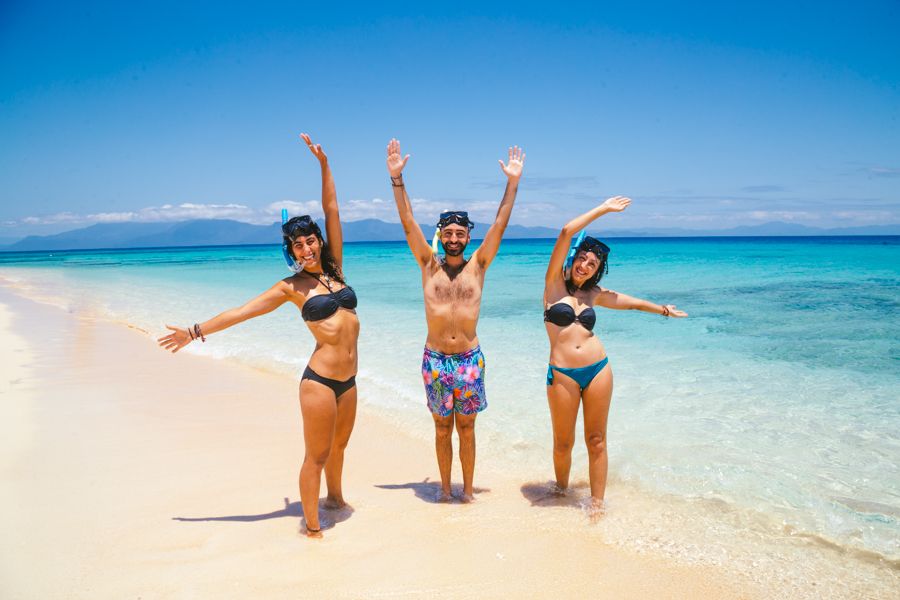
[299,379,337,537]
[546,370,582,490]
[581,366,614,505]
[323,385,357,508]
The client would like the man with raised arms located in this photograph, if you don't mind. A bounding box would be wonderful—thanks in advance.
[386,138,525,502]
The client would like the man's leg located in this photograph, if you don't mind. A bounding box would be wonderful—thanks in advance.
[432,412,454,502]
[454,412,477,502]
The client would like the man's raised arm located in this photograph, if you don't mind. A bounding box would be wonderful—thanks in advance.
[474,145,525,268]
[387,138,433,266]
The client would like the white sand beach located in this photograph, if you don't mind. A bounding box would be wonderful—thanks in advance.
[0,288,761,599]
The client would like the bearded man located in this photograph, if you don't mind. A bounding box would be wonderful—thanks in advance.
[386,138,525,502]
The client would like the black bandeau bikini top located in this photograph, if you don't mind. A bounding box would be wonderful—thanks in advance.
[543,302,596,331]
[301,274,358,322]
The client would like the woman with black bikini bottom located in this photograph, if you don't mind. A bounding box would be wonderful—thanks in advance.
[158,133,358,538]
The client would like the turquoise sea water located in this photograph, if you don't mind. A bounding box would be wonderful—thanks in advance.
[2,236,898,594]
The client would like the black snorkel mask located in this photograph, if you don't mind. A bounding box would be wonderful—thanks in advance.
[280,211,323,273]
[431,211,475,255]
[576,235,610,276]
[437,210,475,230]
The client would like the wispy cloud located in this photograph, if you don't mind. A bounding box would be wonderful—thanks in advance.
[833,210,896,223]
[746,210,821,222]
[20,203,263,226]
[866,166,900,178]
[9,193,898,234]
[469,175,599,191]
[263,200,322,220]
[14,198,509,229]
[740,185,787,193]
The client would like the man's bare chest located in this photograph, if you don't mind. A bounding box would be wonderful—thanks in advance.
[425,270,482,304]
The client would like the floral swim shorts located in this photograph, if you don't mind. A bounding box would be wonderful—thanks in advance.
[421,346,487,417]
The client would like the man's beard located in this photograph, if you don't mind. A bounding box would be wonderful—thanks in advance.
[441,241,467,257]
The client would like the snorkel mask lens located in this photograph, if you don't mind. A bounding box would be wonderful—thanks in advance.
[282,215,320,240]
[578,236,610,257]
[437,211,474,230]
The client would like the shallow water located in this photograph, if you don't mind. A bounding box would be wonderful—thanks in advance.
[2,236,898,596]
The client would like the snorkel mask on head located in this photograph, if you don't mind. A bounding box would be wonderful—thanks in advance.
[564,232,610,281]
[431,210,475,255]
[281,209,323,273]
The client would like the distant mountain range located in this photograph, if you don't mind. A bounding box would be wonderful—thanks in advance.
[2,219,898,252]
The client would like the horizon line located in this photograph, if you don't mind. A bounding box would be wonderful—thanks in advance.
[2,234,899,256]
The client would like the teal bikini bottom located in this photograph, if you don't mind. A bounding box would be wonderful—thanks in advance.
[546,357,609,391]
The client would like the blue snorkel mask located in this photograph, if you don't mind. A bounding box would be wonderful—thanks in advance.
[281,209,323,274]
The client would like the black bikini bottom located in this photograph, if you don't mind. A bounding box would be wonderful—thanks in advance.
[301,365,356,398]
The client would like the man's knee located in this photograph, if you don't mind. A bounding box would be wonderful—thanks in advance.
[434,418,454,441]
[454,416,476,437]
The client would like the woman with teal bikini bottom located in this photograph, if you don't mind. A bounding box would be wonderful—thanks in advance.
[543,196,687,513]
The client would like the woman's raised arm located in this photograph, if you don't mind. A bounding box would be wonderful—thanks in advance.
[545,196,631,285]
[300,132,343,267]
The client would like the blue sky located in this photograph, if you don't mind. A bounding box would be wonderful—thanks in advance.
[1,1,898,238]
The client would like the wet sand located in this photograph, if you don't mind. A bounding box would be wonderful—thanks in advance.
[0,288,756,599]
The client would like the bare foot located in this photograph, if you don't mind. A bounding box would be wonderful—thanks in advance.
[304,526,324,539]
[322,496,346,510]
[587,498,607,523]
[550,483,567,496]
[436,489,453,503]
[458,492,474,504]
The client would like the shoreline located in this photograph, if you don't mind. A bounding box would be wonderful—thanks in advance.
[0,285,758,599]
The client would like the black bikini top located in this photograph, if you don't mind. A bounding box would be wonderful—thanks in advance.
[301,274,357,322]
[543,302,596,331]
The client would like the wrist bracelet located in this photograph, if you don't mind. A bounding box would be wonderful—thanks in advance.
[193,323,206,342]
[661,306,670,317]
[187,326,195,340]
[390,175,404,185]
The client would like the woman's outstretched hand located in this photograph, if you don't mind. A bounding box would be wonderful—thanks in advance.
[157,325,192,353]
[663,305,689,318]
[300,133,328,164]
[602,196,631,212]
[386,138,410,177]
[498,145,525,181]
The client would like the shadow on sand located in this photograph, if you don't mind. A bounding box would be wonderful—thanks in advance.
[173,497,355,531]
[520,480,590,508]
[375,478,490,503]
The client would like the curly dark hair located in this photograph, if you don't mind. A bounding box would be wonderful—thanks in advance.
[565,251,608,295]
[282,216,346,285]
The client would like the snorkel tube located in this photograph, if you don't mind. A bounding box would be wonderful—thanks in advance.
[431,226,441,255]
[563,230,586,280]
[281,209,304,274]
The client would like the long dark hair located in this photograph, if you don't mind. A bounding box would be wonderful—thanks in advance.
[564,238,609,295]
[282,216,346,285]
